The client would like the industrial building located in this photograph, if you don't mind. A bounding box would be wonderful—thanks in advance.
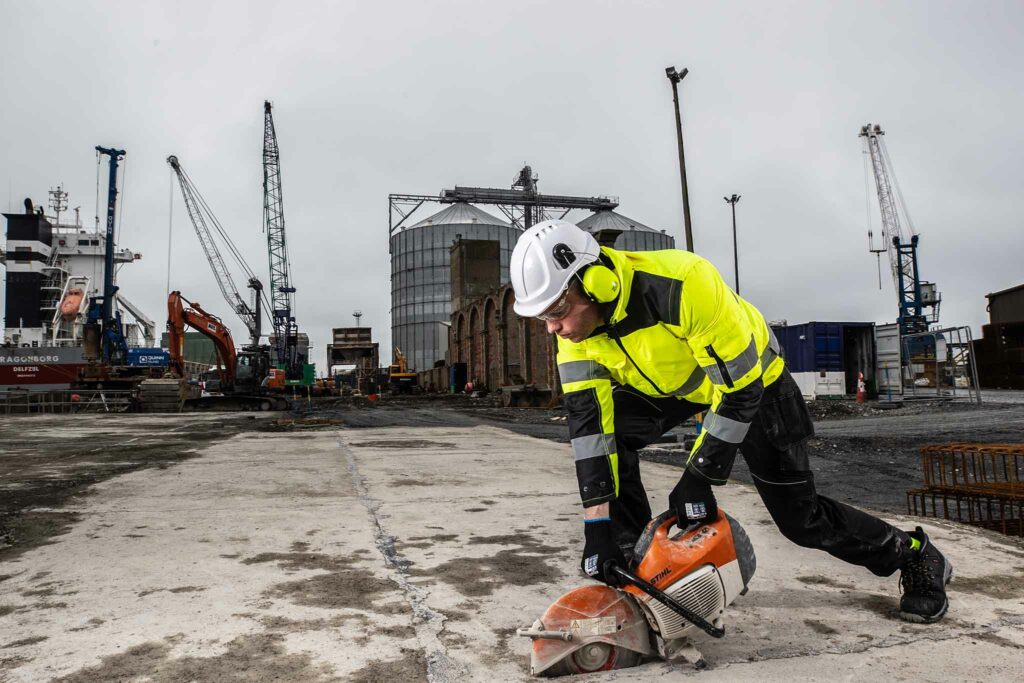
[389,203,519,374]
[389,166,621,374]
[449,282,556,394]
[327,326,379,392]
[388,165,678,394]
[576,209,675,251]
[973,283,1024,389]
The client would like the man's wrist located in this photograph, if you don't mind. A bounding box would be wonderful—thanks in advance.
[584,502,610,520]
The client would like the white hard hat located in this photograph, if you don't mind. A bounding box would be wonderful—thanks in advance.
[510,219,600,317]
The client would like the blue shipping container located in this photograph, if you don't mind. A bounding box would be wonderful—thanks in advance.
[127,348,171,367]
[770,322,874,373]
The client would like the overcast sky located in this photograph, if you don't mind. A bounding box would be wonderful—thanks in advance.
[2,0,1021,371]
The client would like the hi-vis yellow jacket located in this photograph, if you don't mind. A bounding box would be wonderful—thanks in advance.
[557,246,784,507]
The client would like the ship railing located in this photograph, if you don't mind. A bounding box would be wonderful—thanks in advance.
[0,389,136,415]
[49,337,84,347]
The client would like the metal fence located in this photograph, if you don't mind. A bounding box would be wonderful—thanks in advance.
[900,326,982,404]
[907,444,1024,536]
[0,389,135,415]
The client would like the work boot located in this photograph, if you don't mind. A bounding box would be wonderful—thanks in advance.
[898,526,953,623]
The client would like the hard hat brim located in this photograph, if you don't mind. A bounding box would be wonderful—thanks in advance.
[512,261,589,318]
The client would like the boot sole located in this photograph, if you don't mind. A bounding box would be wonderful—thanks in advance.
[898,560,953,624]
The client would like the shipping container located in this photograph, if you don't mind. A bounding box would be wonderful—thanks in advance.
[875,323,902,399]
[771,321,876,399]
[986,283,1024,325]
[127,348,170,367]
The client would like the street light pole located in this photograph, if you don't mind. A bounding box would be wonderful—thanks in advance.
[724,194,741,294]
[665,66,694,252]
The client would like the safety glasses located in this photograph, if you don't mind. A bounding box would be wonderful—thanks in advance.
[536,286,573,321]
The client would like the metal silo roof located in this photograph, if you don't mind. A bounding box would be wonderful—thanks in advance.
[409,202,511,229]
[577,209,663,234]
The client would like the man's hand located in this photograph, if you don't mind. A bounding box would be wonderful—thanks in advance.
[580,518,626,585]
[669,473,719,527]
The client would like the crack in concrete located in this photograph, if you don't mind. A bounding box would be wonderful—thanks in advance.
[341,440,466,683]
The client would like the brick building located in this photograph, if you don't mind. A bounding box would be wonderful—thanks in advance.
[449,283,557,393]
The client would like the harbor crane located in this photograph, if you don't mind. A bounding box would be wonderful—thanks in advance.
[262,101,302,379]
[860,123,940,336]
[167,155,265,347]
[85,146,129,364]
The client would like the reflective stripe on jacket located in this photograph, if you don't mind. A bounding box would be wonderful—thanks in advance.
[557,246,784,507]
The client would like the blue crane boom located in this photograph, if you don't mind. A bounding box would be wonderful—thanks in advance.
[87,145,128,364]
[860,123,940,336]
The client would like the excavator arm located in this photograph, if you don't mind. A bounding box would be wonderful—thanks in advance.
[167,291,238,390]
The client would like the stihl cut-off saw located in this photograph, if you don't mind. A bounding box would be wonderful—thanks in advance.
[518,509,756,676]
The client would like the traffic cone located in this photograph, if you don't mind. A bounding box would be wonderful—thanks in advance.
[856,371,866,403]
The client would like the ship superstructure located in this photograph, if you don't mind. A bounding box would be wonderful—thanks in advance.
[2,187,154,348]
[1,186,156,390]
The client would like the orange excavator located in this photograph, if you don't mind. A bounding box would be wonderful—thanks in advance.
[167,291,288,411]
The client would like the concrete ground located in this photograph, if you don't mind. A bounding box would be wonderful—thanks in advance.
[326,391,1024,518]
[1,416,1023,682]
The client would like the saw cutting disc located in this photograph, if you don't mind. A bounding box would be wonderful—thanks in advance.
[530,585,651,677]
[544,640,639,676]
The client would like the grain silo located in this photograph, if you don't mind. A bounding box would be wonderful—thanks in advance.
[576,209,675,251]
[390,202,519,372]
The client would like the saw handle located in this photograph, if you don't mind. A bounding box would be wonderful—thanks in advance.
[633,510,706,562]
[607,563,726,639]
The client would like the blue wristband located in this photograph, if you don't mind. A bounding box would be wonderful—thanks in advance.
[584,517,611,524]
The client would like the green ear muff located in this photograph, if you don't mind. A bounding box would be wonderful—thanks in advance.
[581,264,620,303]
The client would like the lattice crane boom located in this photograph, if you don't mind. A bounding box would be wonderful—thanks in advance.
[262,100,299,374]
[167,155,263,346]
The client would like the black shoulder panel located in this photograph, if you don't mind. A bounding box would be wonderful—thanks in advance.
[633,271,682,326]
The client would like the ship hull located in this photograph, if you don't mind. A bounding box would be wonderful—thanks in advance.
[0,347,87,392]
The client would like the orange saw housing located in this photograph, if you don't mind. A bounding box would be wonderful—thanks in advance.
[523,510,756,676]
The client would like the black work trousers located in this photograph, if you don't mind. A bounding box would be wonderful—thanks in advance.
[609,369,909,577]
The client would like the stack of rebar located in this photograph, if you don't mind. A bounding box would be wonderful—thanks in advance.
[907,444,1024,536]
